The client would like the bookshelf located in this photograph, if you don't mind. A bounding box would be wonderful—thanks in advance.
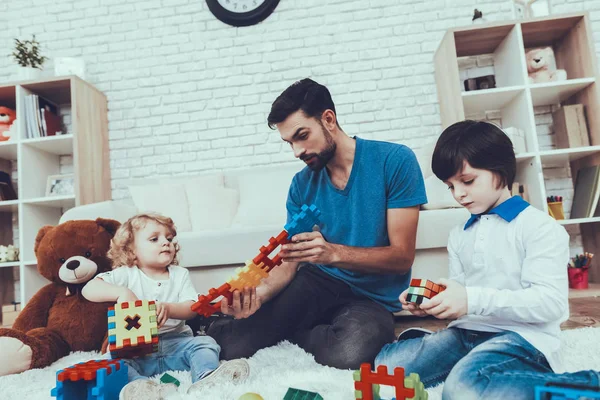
[0,76,111,312]
[434,12,600,283]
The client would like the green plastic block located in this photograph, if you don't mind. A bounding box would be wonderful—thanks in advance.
[160,372,180,387]
[283,387,324,400]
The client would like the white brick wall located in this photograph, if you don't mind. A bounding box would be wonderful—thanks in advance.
[1,0,599,255]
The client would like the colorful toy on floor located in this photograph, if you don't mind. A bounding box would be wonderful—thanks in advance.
[238,393,265,400]
[406,279,445,305]
[51,359,127,400]
[535,381,600,399]
[108,300,159,359]
[160,372,180,387]
[283,387,324,400]
[191,204,321,317]
[354,363,427,400]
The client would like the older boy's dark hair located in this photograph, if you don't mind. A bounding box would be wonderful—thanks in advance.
[267,78,339,129]
[431,120,516,188]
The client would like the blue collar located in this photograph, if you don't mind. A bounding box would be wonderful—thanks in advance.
[464,196,530,230]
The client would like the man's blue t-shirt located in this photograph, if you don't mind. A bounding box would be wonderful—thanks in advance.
[286,137,427,311]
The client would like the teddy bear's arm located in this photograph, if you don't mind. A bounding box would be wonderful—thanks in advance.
[12,284,57,332]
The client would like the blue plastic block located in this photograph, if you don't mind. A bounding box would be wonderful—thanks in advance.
[284,204,321,239]
[535,384,600,400]
[51,359,128,400]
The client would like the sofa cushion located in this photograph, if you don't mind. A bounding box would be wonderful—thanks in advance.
[187,185,239,231]
[422,175,460,210]
[129,182,193,232]
[413,141,435,180]
[231,166,300,227]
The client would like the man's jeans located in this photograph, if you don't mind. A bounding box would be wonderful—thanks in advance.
[124,330,220,383]
[376,327,600,400]
[207,264,396,369]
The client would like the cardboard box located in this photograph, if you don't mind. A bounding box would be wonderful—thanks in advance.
[554,105,590,149]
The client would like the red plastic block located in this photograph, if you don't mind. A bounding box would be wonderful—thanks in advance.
[191,283,234,317]
[354,363,414,400]
[58,359,122,382]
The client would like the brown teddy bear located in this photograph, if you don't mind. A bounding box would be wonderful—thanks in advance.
[526,47,567,83]
[0,218,120,376]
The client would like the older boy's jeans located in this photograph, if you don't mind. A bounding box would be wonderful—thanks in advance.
[124,330,220,383]
[375,327,600,400]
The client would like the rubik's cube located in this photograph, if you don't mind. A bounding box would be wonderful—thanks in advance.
[406,279,445,305]
[108,300,159,359]
[191,204,321,317]
[51,359,128,400]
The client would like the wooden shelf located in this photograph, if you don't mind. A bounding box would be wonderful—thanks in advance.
[539,145,600,165]
[462,87,524,114]
[0,200,18,212]
[0,261,19,268]
[529,78,596,107]
[558,217,600,226]
[21,134,73,156]
[22,195,76,208]
[0,141,17,159]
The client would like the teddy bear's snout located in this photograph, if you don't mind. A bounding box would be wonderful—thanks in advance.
[66,260,80,270]
[534,58,541,63]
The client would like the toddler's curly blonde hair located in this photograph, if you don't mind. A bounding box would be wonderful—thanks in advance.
[108,213,180,268]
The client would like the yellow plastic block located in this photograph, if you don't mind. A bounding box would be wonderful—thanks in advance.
[227,260,269,292]
[108,300,158,355]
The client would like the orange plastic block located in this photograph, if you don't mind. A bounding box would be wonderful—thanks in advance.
[191,283,234,317]
[354,364,414,400]
[58,359,123,382]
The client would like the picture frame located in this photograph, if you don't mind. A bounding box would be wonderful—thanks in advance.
[46,174,74,197]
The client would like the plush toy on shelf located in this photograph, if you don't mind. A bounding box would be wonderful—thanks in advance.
[0,106,16,142]
[526,47,567,83]
[0,245,19,262]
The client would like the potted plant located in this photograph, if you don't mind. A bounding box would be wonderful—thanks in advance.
[11,35,48,80]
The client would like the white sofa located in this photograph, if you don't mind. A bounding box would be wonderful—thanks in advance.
[60,144,470,294]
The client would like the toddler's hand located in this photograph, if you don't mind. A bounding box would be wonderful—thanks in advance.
[399,288,428,317]
[419,278,467,320]
[221,287,261,319]
[156,302,170,328]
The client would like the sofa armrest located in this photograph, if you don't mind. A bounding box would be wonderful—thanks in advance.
[59,200,138,224]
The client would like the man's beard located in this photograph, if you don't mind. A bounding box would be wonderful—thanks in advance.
[301,128,337,171]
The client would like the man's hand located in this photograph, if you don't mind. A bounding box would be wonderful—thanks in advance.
[419,278,467,320]
[221,287,261,319]
[399,288,428,317]
[279,231,339,265]
[116,288,138,304]
[156,302,171,328]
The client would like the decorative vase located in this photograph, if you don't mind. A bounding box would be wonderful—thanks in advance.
[568,267,589,289]
[17,66,42,81]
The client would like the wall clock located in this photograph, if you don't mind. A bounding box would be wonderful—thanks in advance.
[206,0,280,27]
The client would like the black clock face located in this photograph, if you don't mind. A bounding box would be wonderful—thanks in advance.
[206,0,280,27]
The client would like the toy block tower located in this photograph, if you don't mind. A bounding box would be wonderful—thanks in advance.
[107,300,158,359]
[51,359,128,400]
[406,279,445,305]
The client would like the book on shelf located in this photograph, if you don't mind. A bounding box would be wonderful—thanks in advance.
[0,171,17,201]
[23,94,61,139]
[570,165,600,219]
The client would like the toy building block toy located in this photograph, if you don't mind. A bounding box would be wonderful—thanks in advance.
[283,387,324,400]
[108,300,159,359]
[238,393,265,400]
[406,279,445,305]
[160,372,180,387]
[354,363,427,400]
[51,359,127,400]
[192,204,321,317]
[535,382,600,400]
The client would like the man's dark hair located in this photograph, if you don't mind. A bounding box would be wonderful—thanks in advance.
[431,120,516,188]
[267,78,339,129]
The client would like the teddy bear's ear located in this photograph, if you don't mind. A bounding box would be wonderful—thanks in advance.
[96,218,121,238]
[35,225,55,253]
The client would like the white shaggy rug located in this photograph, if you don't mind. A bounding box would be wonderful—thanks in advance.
[1,327,599,400]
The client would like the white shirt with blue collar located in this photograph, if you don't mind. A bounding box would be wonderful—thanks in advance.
[446,196,570,372]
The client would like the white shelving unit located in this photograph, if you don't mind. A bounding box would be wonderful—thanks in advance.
[0,76,111,310]
[434,12,600,282]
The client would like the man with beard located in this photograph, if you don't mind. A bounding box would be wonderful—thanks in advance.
[206,78,427,369]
